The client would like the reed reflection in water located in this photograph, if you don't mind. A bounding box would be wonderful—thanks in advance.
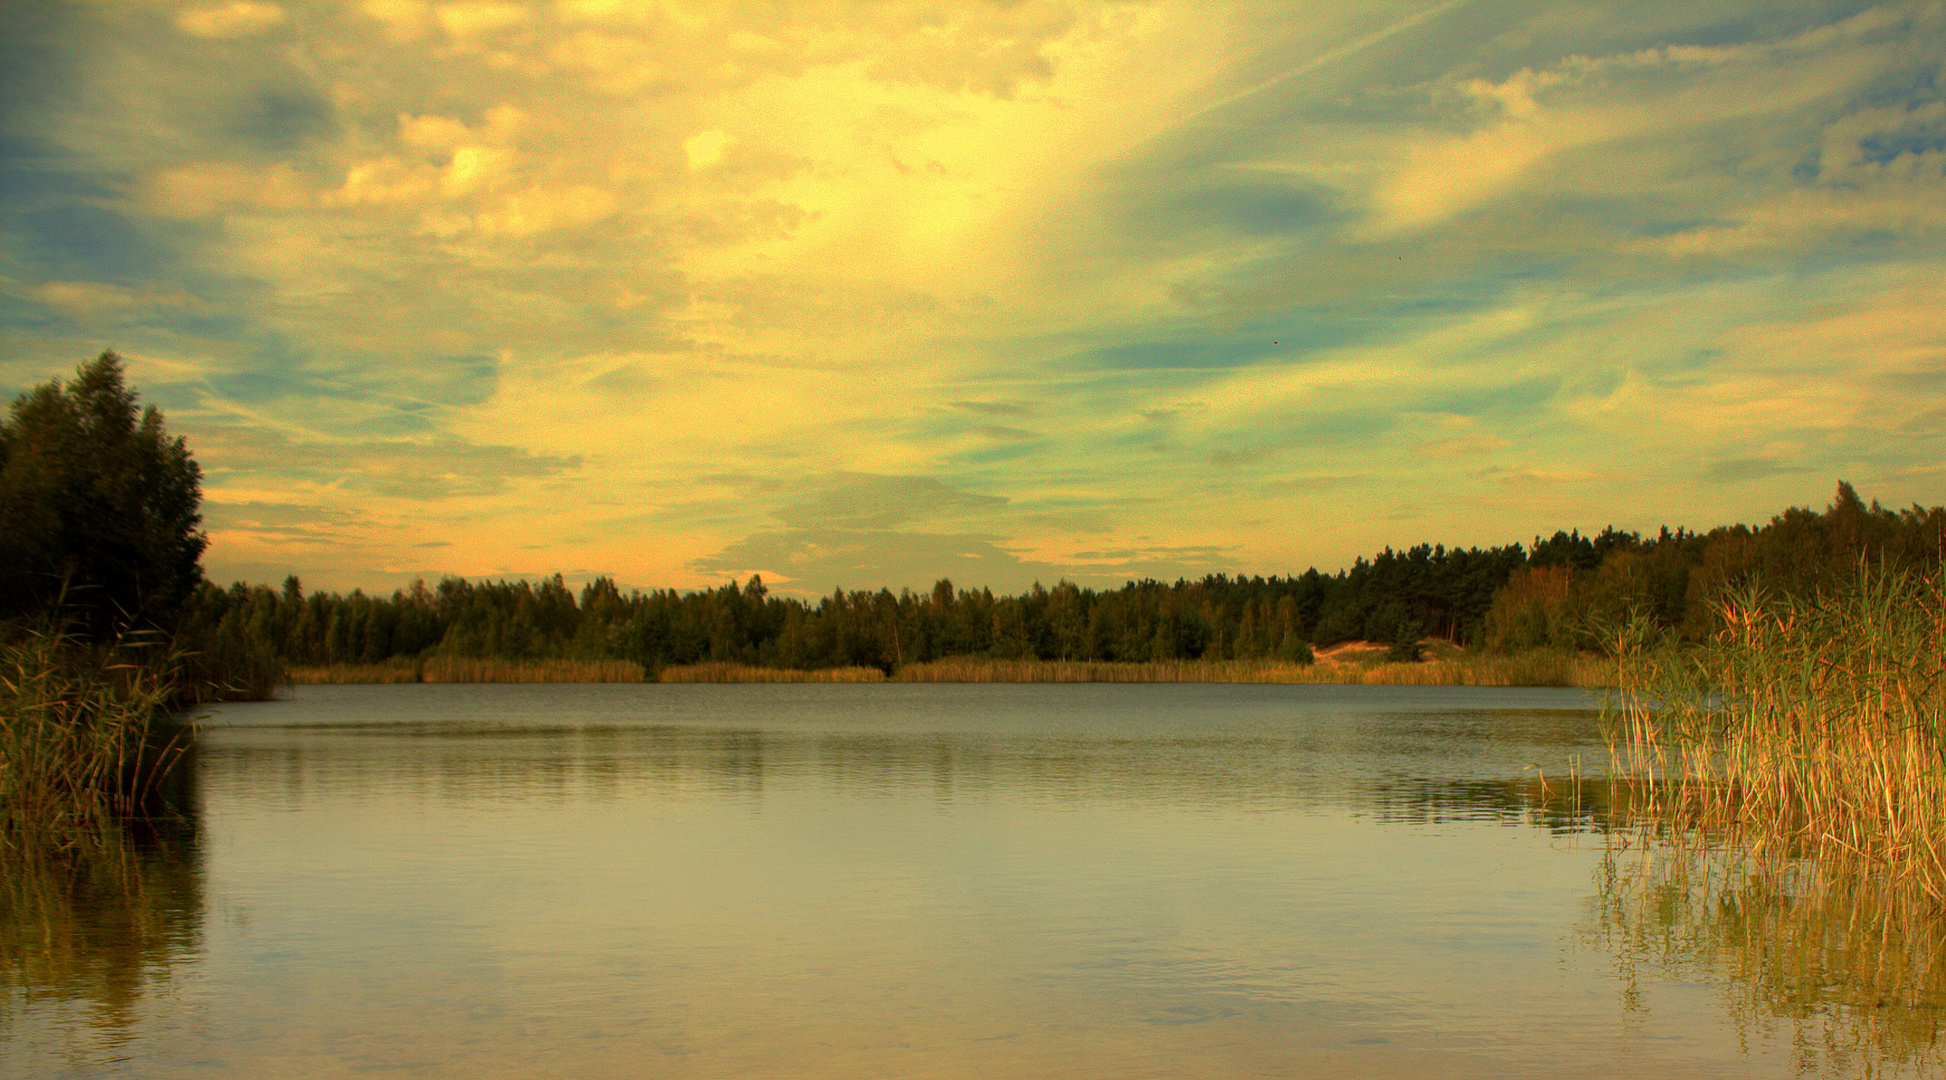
[2,683,1943,1078]
[1579,837,1946,1077]
[1,819,204,1066]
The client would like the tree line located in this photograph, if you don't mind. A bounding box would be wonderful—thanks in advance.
[176,482,1943,676]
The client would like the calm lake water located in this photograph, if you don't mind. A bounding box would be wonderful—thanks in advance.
[6,683,1943,1078]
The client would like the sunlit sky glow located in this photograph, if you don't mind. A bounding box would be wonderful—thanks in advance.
[4,1,1943,596]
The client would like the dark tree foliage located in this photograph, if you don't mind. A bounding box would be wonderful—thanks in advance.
[1479,483,1945,653]
[180,481,1944,675]
[185,542,1529,674]
[0,352,206,639]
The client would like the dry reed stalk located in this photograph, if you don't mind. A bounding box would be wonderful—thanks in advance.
[894,658,1314,682]
[285,662,421,684]
[893,652,1609,686]
[286,658,647,683]
[1,630,188,849]
[420,657,646,683]
[1606,567,1946,904]
[656,663,887,683]
[286,650,1608,686]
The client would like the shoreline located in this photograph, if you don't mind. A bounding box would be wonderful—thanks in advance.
[285,645,1611,688]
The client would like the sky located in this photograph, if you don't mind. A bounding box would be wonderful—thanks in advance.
[2,1,1943,598]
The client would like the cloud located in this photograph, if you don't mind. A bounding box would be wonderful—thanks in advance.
[1209,444,1281,467]
[1361,8,1917,235]
[177,3,286,39]
[1414,433,1509,457]
[194,426,581,501]
[1262,473,1371,492]
[434,2,530,39]
[1474,466,1613,485]
[769,474,1008,531]
[975,425,1036,441]
[1902,406,1946,435]
[684,130,734,170]
[949,400,1033,417]
[27,280,198,316]
[694,523,1240,596]
[692,526,1027,592]
[1706,457,1812,483]
[361,0,432,42]
[8,2,1946,598]
[202,500,366,543]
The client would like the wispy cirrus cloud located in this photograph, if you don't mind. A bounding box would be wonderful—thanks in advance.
[2,1,1942,594]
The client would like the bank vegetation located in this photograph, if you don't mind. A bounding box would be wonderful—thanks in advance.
[219,482,1939,690]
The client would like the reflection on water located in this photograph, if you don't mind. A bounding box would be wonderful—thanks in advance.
[3,683,1943,1078]
[1580,840,1946,1076]
[196,683,1607,815]
[0,820,203,1058]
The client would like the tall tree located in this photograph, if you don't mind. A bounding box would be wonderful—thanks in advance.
[0,352,207,638]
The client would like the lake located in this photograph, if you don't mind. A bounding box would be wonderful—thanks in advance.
[5,683,1942,1078]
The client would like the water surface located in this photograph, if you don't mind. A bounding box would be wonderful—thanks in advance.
[5,683,1938,1077]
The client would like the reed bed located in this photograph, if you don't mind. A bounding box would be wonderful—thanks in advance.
[892,651,1607,686]
[284,650,1609,686]
[657,663,888,683]
[285,661,422,684]
[895,658,1288,682]
[285,657,648,683]
[1604,568,1946,903]
[422,657,645,683]
[1,630,188,850]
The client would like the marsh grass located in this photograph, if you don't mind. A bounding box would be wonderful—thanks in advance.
[893,650,1607,686]
[285,657,647,683]
[0,629,191,851]
[424,657,645,683]
[1604,567,1946,903]
[658,663,888,683]
[286,648,1610,686]
[285,659,422,684]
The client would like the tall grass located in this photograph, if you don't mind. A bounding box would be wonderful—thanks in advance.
[284,649,1610,686]
[1604,567,1946,902]
[285,659,422,684]
[894,652,1607,686]
[658,663,888,683]
[423,656,646,683]
[285,657,647,683]
[0,628,190,850]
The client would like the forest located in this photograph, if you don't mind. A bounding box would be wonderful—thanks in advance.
[5,354,1941,686]
[180,482,1945,679]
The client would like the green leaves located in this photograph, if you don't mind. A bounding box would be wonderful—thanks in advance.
[0,353,207,639]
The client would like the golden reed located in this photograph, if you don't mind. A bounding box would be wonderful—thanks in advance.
[657,663,887,683]
[286,657,647,684]
[1605,567,1946,904]
[288,648,1609,687]
[1,629,185,849]
[894,651,1606,686]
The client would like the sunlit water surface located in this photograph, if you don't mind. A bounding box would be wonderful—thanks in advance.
[5,683,1942,1078]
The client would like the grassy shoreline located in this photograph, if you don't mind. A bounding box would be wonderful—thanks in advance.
[1,629,191,851]
[286,656,646,684]
[1606,567,1946,906]
[284,644,1610,687]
